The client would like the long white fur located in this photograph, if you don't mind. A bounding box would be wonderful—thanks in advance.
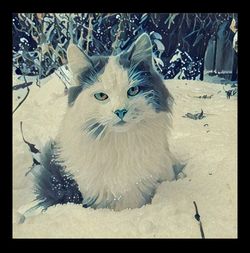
[57,48,176,210]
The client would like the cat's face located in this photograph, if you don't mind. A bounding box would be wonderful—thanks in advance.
[67,33,172,138]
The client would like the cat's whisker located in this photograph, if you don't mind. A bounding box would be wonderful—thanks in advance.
[96,124,108,140]
[88,123,101,132]
[82,118,110,140]
[82,119,98,131]
[98,118,113,127]
[92,124,108,140]
[81,116,112,140]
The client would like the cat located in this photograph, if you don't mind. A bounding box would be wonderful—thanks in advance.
[19,33,182,220]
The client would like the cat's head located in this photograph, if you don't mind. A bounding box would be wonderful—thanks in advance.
[66,33,173,137]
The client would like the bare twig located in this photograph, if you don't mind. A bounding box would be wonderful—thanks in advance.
[13,81,33,90]
[13,87,30,114]
[86,13,94,54]
[111,13,126,54]
[193,201,205,239]
[183,109,205,120]
[54,70,70,88]
[20,121,41,176]
[20,121,39,153]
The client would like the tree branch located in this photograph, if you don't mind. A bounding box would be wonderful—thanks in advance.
[13,87,30,114]
[86,14,94,54]
[13,81,33,91]
[19,121,41,176]
[193,201,205,238]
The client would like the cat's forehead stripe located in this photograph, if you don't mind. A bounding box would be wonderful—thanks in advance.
[98,57,128,89]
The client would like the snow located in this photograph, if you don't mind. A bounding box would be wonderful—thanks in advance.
[233,32,238,52]
[150,31,162,40]
[153,39,165,53]
[13,75,237,238]
[170,49,182,63]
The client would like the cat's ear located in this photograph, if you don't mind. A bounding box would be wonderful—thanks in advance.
[128,33,153,65]
[67,43,92,77]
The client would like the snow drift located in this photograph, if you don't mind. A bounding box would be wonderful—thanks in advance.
[12,74,237,238]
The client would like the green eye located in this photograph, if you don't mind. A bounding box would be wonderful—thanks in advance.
[94,92,109,101]
[127,86,140,97]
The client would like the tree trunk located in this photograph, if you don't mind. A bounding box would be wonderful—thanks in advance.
[200,57,204,81]
[212,35,217,74]
[200,45,206,81]
[200,39,210,81]
[231,51,237,81]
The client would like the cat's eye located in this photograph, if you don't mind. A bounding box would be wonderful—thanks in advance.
[94,92,109,101]
[127,86,140,97]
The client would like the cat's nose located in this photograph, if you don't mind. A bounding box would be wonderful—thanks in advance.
[114,109,128,120]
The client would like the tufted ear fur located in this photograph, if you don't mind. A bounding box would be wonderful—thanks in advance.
[127,33,153,66]
[67,44,93,85]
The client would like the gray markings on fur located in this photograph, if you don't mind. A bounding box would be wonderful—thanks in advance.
[117,44,173,113]
[147,71,173,113]
[68,56,108,106]
[31,140,84,210]
[82,195,99,208]
[138,184,156,205]
[68,86,83,106]
[68,42,173,114]
[127,61,173,113]
[81,55,109,84]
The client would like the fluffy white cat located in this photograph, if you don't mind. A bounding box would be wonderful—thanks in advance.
[18,33,181,221]
[56,33,176,210]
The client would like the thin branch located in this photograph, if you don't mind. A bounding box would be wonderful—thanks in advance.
[20,121,41,176]
[12,22,26,33]
[13,87,30,114]
[13,81,33,90]
[58,67,71,84]
[54,70,69,88]
[20,121,41,155]
[150,13,157,27]
[193,201,205,239]
[86,14,94,54]
[102,13,117,21]
[20,121,31,146]
[111,13,125,54]
[36,75,40,87]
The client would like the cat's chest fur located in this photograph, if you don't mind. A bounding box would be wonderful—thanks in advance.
[57,113,175,211]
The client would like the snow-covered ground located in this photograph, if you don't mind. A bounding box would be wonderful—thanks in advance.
[12,74,237,238]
